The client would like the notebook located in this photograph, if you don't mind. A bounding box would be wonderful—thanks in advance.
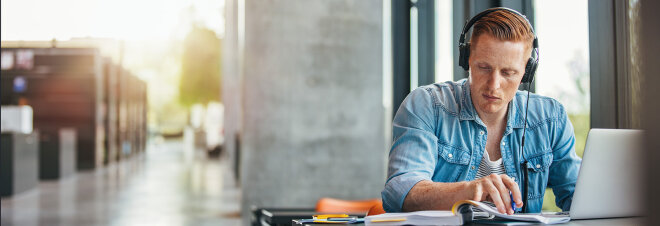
[365,200,569,225]
[364,210,461,225]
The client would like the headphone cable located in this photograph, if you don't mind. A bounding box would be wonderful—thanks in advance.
[520,82,531,213]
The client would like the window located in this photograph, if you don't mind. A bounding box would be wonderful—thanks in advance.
[434,0,453,83]
[628,0,642,128]
[534,0,590,211]
[534,0,590,157]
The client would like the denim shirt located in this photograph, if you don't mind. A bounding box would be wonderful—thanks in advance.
[381,79,581,213]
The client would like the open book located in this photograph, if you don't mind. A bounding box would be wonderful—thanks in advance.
[364,200,569,225]
[452,200,570,224]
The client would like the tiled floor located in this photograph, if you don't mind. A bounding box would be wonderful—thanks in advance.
[1,140,242,226]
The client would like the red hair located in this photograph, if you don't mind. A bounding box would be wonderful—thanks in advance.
[470,10,535,52]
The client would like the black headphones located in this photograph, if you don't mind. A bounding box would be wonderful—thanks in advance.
[458,7,539,84]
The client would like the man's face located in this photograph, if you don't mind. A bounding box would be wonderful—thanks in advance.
[468,33,529,117]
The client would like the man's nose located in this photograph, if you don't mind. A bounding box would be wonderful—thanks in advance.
[486,72,501,90]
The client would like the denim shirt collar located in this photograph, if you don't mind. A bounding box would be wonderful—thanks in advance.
[458,79,526,129]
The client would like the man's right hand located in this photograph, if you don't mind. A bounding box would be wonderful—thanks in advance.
[464,174,524,215]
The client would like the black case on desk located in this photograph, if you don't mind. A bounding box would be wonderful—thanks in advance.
[251,207,315,226]
[262,209,319,226]
[253,207,367,226]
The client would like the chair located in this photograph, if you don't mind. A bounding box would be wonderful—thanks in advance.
[315,198,382,215]
[366,202,386,216]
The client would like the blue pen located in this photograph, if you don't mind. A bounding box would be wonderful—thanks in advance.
[510,192,517,212]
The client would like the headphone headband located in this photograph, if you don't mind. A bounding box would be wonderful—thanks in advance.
[458,7,539,84]
[459,7,538,48]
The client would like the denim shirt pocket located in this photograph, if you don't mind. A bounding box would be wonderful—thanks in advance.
[525,151,553,173]
[435,142,470,182]
[523,151,553,210]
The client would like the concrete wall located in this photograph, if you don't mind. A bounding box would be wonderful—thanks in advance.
[223,0,241,184]
[230,0,386,220]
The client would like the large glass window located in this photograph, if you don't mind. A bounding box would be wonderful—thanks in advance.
[434,0,453,83]
[629,0,642,128]
[534,0,590,211]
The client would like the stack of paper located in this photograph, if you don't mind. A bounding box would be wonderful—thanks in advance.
[365,211,462,225]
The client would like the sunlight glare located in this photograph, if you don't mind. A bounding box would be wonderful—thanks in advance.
[1,0,224,41]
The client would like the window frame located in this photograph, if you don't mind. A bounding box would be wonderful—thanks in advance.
[588,0,639,129]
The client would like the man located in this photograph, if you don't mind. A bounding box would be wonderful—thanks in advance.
[381,8,581,215]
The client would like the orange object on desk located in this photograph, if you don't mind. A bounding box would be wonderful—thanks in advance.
[366,202,386,216]
[315,198,382,215]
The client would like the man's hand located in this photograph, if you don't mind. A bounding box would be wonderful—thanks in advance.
[465,174,524,215]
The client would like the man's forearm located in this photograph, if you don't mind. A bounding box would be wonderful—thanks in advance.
[402,180,472,212]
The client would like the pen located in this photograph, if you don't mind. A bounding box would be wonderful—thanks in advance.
[313,214,349,220]
[510,192,517,213]
[327,217,357,221]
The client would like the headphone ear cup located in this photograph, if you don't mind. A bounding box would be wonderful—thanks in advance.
[522,58,534,83]
[529,61,538,83]
[522,57,538,83]
[459,43,470,71]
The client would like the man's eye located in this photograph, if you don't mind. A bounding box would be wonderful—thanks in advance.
[479,66,490,70]
[502,70,515,77]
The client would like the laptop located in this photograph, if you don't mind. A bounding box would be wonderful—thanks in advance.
[569,129,644,219]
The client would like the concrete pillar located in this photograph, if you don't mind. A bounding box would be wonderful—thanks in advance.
[223,0,242,184]
[235,0,386,220]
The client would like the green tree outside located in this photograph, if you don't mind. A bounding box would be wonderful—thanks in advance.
[179,26,222,107]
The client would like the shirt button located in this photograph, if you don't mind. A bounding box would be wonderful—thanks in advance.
[471,166,476,170]
[479,131,485,135]
[448,153,453,158]
[512,177,517,181]
[536,164,541,169]
[502,142,506,146]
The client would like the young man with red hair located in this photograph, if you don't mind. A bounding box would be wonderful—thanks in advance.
[382,8,581,215]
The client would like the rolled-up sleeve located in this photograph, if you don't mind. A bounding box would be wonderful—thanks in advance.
[548,104,582,211]
[381,88,439,212]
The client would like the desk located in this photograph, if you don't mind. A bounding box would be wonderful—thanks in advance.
[293,217,644,226]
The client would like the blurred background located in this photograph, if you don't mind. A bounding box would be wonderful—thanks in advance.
[0,0,652,225]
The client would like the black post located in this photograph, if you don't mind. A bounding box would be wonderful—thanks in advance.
[392,0,412,118]
[588,0,618,129]
[641,0,660,224]
[416,0,435,87]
